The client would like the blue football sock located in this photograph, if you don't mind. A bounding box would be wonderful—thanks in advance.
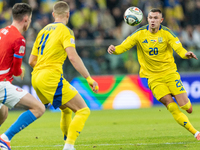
[5,110,36,141]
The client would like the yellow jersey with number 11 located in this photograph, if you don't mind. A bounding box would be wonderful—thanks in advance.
[31,22,78,108]
[31,22,75,74]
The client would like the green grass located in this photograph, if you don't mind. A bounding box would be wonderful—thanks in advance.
[1,104,200,150]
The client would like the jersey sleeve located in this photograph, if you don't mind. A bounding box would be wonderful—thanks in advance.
[13,37,26,58]
[60,26,75,49]
[31,41,39,56]
[167,30,188,59]
[114,32,138,55]
[11,37,25,76]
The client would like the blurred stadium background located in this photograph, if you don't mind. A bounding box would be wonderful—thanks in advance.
[1,0,200,110]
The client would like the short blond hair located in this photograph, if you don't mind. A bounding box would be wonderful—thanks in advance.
[53,1,69,15]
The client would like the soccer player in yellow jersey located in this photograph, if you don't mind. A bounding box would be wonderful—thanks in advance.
[108,8,200,140]
[29,1,99,150]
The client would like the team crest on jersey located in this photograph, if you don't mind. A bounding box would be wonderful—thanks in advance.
[158,37,163,43]
[19,46,25,54]
[70,38,75,44]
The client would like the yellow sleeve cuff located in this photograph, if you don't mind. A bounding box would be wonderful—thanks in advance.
[86,76,94,84]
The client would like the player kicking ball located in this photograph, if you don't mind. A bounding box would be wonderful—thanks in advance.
[107,8,200,140]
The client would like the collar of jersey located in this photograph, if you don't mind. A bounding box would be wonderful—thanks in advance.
[53,22,63,24]
[147,25,162,30]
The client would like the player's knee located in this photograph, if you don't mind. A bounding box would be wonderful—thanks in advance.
[39,104,45,116]
[0,114,8,126]
[0,106,8,125]
[35,103,45,118]
[76,107,90,119]
[167,102,179,114]
[180,99,192,113]
[61,107,72,114]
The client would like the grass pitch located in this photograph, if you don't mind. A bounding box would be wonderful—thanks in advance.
[1,104,200,150]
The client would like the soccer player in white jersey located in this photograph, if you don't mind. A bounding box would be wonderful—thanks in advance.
[107,8,200,140]
[0,3,45,150]
[29,1,99,150]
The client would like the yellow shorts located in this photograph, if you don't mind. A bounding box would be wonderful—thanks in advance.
[32,70,78,109]
[148,72,186,100]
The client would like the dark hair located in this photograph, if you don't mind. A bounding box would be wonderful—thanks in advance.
[150,8,162,17]
[12,3,32,21]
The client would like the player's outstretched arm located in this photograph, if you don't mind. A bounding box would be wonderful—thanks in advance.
[185,51,198,60]
[65,47,99,93]
[107,45,116,54]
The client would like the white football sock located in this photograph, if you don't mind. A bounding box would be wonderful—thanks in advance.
[194,131,200,137]
[64,143,74,149]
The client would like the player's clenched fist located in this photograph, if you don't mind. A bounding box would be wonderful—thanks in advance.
[86,76,99,93]
[107,45,116,54]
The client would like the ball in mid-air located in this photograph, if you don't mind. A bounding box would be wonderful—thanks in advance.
[124,7,143,26]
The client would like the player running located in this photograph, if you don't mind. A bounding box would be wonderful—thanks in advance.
[0,3,45,150]
[107,8,200,140]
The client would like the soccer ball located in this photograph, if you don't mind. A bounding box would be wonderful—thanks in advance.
[124,7,143,26]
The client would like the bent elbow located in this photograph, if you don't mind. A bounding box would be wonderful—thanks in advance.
[29,62,33,68]
[29,60,36,68]
[11,68,22,76]
[68,55,76,62]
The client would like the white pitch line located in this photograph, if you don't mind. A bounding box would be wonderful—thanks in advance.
[12,141,200,148]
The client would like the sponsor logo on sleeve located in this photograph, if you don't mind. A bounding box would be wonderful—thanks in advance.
[70,38,75,44]
[19,46,25,54]
[176,41,180,44]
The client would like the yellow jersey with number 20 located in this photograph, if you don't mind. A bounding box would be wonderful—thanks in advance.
[114,25,188,79]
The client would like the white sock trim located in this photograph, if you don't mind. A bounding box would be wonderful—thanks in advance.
[194,131,200,138]
[1,133,9,142]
